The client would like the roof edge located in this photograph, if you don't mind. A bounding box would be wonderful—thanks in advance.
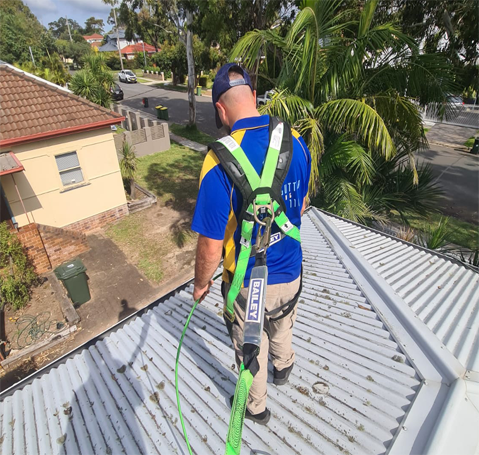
[0,118,125,148]
[0,275,194,400]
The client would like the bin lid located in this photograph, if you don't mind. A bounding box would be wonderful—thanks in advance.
[54,258,86,280]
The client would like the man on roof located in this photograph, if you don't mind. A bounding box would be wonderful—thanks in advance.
[191,63,311,425]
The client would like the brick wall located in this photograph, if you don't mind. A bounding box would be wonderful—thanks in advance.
[37,224,89,269]
[66,204,128,234]
[14,224,52,274]
[12,204,127,274]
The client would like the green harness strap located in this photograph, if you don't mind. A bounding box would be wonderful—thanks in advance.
[216,123,301,322]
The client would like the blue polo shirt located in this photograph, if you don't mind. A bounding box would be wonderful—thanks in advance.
[191,115,311,287]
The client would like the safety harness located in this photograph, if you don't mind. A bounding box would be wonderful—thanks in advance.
[208,117,302,323]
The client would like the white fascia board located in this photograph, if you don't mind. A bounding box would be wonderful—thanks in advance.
[309,208,465,384]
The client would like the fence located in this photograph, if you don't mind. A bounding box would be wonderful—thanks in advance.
[423,104,479,129]
[110,105,171,157]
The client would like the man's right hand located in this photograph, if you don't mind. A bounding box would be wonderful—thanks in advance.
[193,279,214,303]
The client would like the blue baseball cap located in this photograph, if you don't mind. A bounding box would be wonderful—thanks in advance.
[212,63,253,128]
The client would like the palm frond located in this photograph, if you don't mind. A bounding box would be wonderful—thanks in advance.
[259,89,313,125]
[316,99,396,159]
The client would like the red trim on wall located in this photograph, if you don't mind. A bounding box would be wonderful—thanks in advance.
[0,117,125,148]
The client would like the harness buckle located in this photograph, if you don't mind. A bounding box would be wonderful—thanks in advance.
[252,199,275,226]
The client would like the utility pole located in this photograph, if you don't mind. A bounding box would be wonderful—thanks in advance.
[28,46,36,66]
[113,8,124,71]
[65,15,73,42]
[142,41,147,68]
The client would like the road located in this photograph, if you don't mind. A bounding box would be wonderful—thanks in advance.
[417,146,478,224]
[118,80,222,138]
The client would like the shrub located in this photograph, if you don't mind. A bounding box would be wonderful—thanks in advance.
[0,223,37,310]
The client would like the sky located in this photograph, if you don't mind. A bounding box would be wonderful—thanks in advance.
[23,0,113,32]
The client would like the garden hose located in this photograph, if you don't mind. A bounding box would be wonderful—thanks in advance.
[175,273,222,455]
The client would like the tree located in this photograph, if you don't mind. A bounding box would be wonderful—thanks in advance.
[56,39,92,67]
[231,0,454,224]
[0,0,48,64]
[48,17,83,40]
[15,53,70,86]
[84,17,105,35]
[119,141,138,198]
[70,53,115,107]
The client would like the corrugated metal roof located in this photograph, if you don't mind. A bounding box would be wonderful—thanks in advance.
[0,152,23,175]
[0,215,428,455]
[325,212,479,373]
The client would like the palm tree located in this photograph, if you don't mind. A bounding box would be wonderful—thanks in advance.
[119,141,138,199]
[231,0,455,223]
[70,53,114,108]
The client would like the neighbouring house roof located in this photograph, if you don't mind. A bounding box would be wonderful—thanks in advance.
[1,208,478,455]
[122,43,157,54]
[97,42,119,52]
[0,65,123,148]
[83,33,103,41]
[0,152,24,175]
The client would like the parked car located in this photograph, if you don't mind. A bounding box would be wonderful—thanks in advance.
[257,89,275,106]
[118,70,137,83]
[110,83,124,101]
[447,95,464,108]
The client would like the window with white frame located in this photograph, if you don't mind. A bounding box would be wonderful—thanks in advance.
[55,152,84,186]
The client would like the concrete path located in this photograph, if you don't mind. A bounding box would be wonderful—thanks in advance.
[426,123,476,150]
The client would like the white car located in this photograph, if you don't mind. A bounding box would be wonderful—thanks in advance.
[257,90,275,106]
[118,70,137,83]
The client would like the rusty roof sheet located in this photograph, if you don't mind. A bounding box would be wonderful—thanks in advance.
[0,65,122,146]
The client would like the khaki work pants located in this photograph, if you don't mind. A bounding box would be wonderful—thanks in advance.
[224,275,300,414]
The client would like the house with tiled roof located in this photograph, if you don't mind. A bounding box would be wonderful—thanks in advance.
[82,33,104,49]
[122,42,157,60]
[0,63,127,273]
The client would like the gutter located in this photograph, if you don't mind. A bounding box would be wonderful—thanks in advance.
[0,117,125,148]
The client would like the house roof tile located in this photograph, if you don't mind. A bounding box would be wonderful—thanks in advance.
[0,65,123,147]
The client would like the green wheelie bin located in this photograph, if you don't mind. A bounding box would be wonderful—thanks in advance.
[54,258,91,306]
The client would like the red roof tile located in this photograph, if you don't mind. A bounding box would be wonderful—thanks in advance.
[83,34,103,40]
[0,65,123,147]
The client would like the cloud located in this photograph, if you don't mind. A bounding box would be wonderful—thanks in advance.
[24,0,57,13]
[67,0,111,14]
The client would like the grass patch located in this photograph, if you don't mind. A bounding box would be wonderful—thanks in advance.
[137,77,149,83]
[106,213,164,282]
[170,123,216,146]
[393,212,478,250]
[464,134,478,148]
[423,127,430,133]
[114,126,126,135]
[135,143,204,212]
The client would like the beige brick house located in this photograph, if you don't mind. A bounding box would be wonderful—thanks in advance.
[0,63,128,273]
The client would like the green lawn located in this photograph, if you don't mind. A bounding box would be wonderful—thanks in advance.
[170,123,216,146]
[135,143,204,211]
[393,212,478,250]
[137,77,149,83]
